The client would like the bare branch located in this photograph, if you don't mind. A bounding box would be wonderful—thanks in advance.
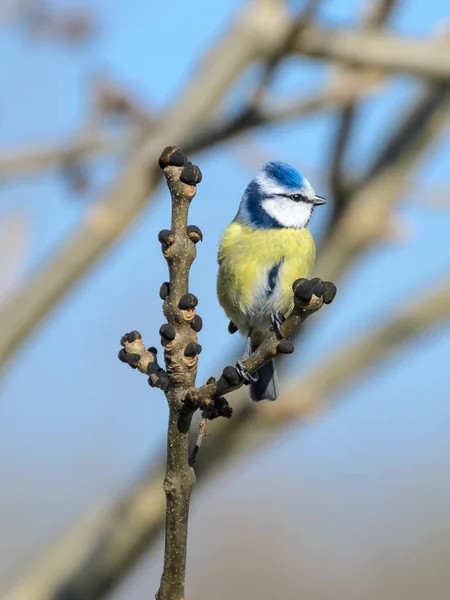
[149,150,202,600]
[186,281,336,409]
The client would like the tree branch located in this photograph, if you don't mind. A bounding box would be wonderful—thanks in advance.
[185,280,336,409]
[150,149,202,600]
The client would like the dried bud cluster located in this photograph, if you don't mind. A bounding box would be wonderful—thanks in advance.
[118,330,168,391]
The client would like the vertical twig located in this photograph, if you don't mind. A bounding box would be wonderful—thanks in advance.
[155,147,203,600]
[117,146,336,600]
[118,146,205,600]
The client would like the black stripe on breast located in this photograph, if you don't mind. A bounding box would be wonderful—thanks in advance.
[267,260,283,296]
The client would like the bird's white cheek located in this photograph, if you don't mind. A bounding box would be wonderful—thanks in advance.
[262,198,312,228]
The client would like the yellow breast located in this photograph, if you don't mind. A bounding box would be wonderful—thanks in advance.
[217,222,315,329]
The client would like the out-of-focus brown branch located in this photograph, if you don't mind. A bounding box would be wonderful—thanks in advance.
[4,274,448,600]
[0,211,30,305]
[0,129,133,181]
[328,0,399,204]
[294,26,450,80]
[189,82,375,153]
[317,84,449,279]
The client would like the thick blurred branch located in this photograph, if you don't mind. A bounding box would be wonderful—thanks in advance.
[3,274,448,600]
[294,26,450,80]
[0,129,133,181]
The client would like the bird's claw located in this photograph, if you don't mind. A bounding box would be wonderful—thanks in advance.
[236,361,258,384]
[270,312,285,340]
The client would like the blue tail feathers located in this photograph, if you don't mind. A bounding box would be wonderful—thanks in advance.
[250,359,279,402]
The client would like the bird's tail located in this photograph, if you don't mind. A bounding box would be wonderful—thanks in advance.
[250,359,279,402]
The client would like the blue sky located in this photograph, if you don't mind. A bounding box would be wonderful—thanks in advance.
[0,0,449,591]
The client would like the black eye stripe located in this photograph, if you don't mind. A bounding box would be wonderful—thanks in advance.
[277,192,313,203]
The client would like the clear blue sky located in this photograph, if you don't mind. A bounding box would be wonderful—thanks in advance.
[0,0,449,589]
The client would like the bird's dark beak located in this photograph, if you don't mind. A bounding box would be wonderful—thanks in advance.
[313,195,328,206]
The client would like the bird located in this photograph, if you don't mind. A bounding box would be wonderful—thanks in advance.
[216,161,327,402]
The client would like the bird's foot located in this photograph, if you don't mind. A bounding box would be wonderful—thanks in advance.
[270,311,286,340]
[236,360,258,385]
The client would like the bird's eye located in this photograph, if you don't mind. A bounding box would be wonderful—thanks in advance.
[291,193,304,202]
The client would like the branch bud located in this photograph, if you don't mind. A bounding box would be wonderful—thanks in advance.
[178,293,198,310]
[158,229,175,246]
[120,330,142,346]
[310,278,325,298]
[180,163,202,185]
[124,353,141,364]
[277,341,295,354]
[191,315,203,332]
[184,343,198,357]
[158,146,187,169]
[187,225,203,243]
[159,282,170,300]
[293,278,313,304]
[322,281,337,304]
[159,323,176,341]
[222,365,240,386]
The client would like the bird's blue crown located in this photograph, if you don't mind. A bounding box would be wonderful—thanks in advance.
[261,161,307,191]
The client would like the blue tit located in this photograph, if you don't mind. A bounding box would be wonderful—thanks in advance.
[217,161,327,402]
